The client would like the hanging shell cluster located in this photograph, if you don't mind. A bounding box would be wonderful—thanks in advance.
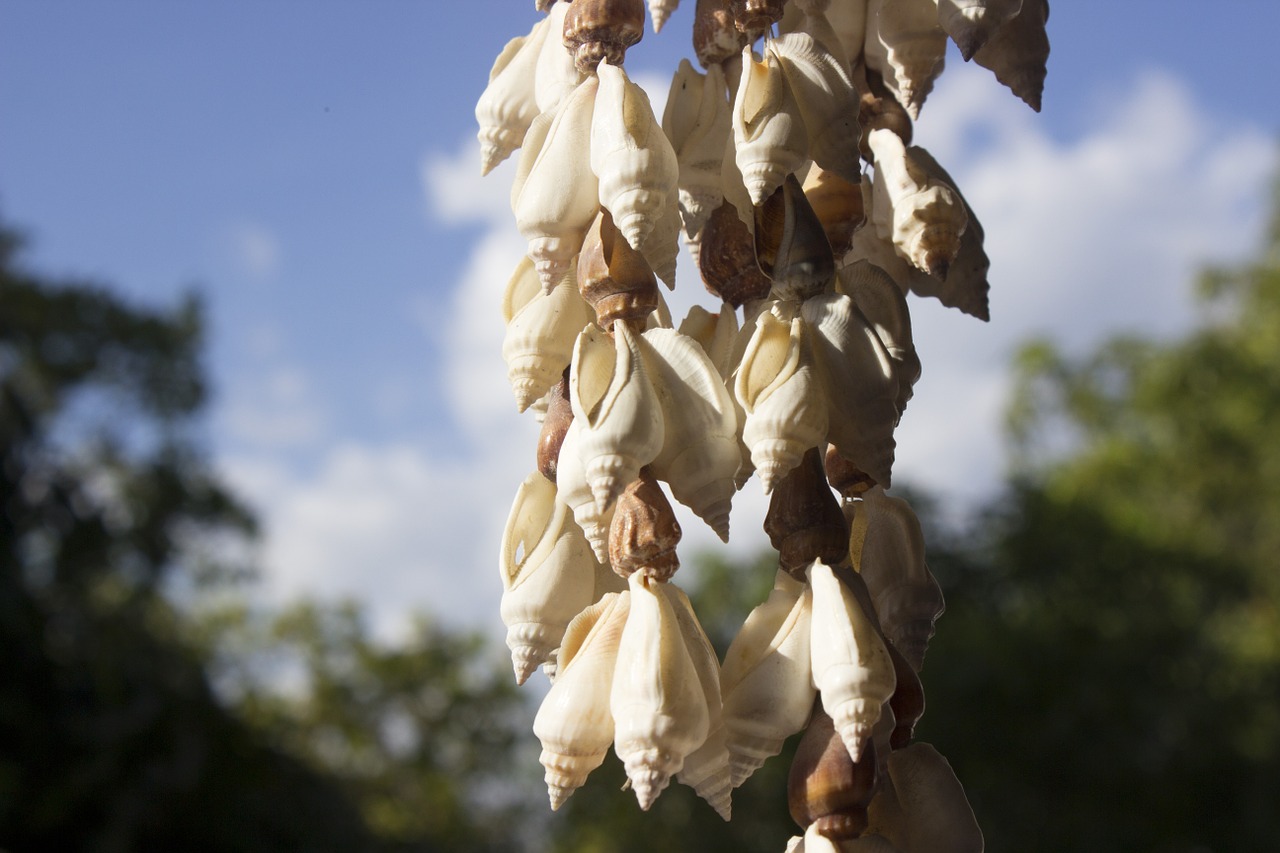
[477,0,1048,846]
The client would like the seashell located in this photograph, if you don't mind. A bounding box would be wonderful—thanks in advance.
[641,327,741,540]
[801,292,899,488]
[720,569,816,788]
[763,446,849,576]
[563,0,645,73]
[537,371,573,483]
[536,2,588,113]
[755,173,837,302]
[513,75,601,290]
[500,472,601,684]
[501,255,545,325]
[533,590,631,808]
[555,419,616,562]
[569,321,665,513]
[837,259,921,413]
[788,701,879,839]
[937,0,1023,60]
[578,210,660,330]
[663,60,732,240]
[476,18,549,176]
[973,0,1048,112]
[773,31,862,186]
[663,582,733,820]
[677,300,740,379]
[735,310,828,493]
[504,265,596,412]
[803,165,865,263]
[868,128,967,281]
[780,0,869,71]
[850,487,945,671]
[884,743,984,853]
[886,642,925,749]
[808,560,897,763]
[592,61,681,254]
[729,0,787,33]
[639,193,682,290]
[732,44,810,207]
[612,573,711,810]
[865,0,947,118]
[647,0,680,32]
[857,67,914,160]
[700,199,773,308]
[609,469,682,582]
[693,0,749,68]
[824,444,878,499]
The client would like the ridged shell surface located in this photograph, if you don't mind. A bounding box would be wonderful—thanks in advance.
[554,419,617,563]
[866,0,947,117]
[648,0,681,32]
[662,59,732,239]
[732,44,810,206]
[773,31,862,186]
[476,19,549,176]
[503,266,595,412]
[536,1,588,113]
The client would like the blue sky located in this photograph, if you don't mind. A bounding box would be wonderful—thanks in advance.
[3,1,1278,636]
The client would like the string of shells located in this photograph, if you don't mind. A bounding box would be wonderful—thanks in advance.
[478,0,1048,847]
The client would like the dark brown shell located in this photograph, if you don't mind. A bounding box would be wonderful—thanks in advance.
[824,445,876,499]
[693,0,748,68]
[728,0,786,33]
[788,702,879,838]
[608,469,682,581]
[764,448,849,578]
[887,641,925,750]
[699,200,773,308]
[858,68,913,161]
[563,0,645,73]
[754,173,836,301]
[578,210,660,330]
[537,370,574,483]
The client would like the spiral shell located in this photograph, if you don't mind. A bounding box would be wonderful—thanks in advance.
[937,0,1024,60]
[662,59,732,239]
[733,43,810,207]
[578,209,660,330]
[677,301,740,379]
[865,0,947,118]
[501,254,544,325]
[973,0,1049,112]
[884,743,984,852]
[609,469,682,582]
[476,18,549,176]
[837,260,921,414]
[555,419,616,563]
[694,0,749,68]
[504,265,595,412]
[563,0,645,73]
[699,199,773,308]
[536,2,588,113]
[647,0,680,32]
[773,31,862,186]
[788,702,880,839]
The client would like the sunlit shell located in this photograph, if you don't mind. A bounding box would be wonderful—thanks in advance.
[676,301,740,379]
[503,265,595,412]
[973,0,1049,112]
[865,0,947,117]
[937,0,1024,60]
[563,0,645,73]
[500,254,544,326]
[554,419,616,562]
[773,31,862,186]
[535,1,588,113]
[693,0,749,68]
[476,17,549,175]
[648,0,680,32]
[732,43,810,206]
[803,164,865,264]
[662,59,732,239]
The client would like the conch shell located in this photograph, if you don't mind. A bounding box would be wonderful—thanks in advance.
[499,472,601,684]
[880,743,984,852]
[865,0,947,117]
[554,419,616,563]
[535,1,587,113]
[476,17,549,175]
[732,43,810,206]
[937,0,1024,60]
[837,260,921,414]
[648,0,680,33]
[677,301,740,380]
[662,59,732,239]
[503,265,595,412]
[773,31,862,186]
[973,0,1049,112]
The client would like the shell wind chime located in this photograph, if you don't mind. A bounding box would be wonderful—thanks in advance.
[476,0,1048,847]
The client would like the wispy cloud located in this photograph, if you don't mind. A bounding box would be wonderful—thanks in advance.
[223,222,283,281]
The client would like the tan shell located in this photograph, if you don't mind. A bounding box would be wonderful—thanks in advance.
[937,0,1024,60]
[476,18,549,176]
[787,701,879,839]
[504,265,595,412]
[973,0,1049,112]
[693,0,749,68]
[699,199,773,308]
[865,0,947,117]
[677,301,740,379]
[763,446,850,576]
[608,469,682,582]
[729,0,787,33]
[577,209,660,330]
[563,0,645,73]
[732,43,810,206]
[803,165,865,264]
[662,59,732,240]
[773,31,862,186]
[537,372,574,483]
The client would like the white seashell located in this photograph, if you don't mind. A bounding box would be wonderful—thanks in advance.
[973,0,1048,112]
[647,0,680,33]
[503,265,595,412]
[640,328,741,541]
[720,569,816,788]
[808,560,896,763]
[612,573,711,810]
[499,472,601,684]
[592,61,681,254]
[514,76,601,290]
[735,309,828,493]
[851,487,945,671]
[500,255,544,325]
[773,31,862,186]
[569,322,665,513]
[533,591,631,809]
[801,292,899,487]
[554,419,616,563]
[865,0,947,117]
[732,43,810,206]
[885,743,984,852]
[639,193,682,289]
[677,301,740,380]
[937,0,1024,60]
[720,128,758,233]
[837,259,921,414]
[663,59,732,240]
[535,1,588,113]
[663,583,733,820]
[868,128,968,282]
[476,18,549,176]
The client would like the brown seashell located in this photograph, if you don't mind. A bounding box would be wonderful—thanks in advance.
[699,200,774,308]
[537,0,561,10]
[973,0,1049,112]
[764,447,849,578]
[824,445,876,498]
[578,210,660,330]
[609,469,682,582]
[788,702,879,838]
[857,68,913,160]
[563,0,646,73]
[693,0,749,68]
[886,641,924,750]
[729,0,787,33]
[755,173,837,301]
[538,370,575,483]
[803,166,865,263]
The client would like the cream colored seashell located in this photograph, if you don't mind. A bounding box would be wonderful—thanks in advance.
[973,0,1048,112]
[735,309,828,493]
[640,328,741,541]
[720,128,757,233]
[937,0,1023,60]
[783,0,867,70]
[720,569,816,788]
[732,43,810,206]
[500,255,544,325]
[663,583,733,820]
[514,76,601,289]
[773,32,862,186]
[533,591,631,809]
[612,573,711,810]
[476,18,549,176]
[535,1,588,113]
[500,472,601,684]
[554,419,616,563]
[648,0,680,32]
[663,60,732,240]
[808,560,896,763]
[837,259,921,414]
[885,743,984,852]
[592,61,681,254]
[851,487,945,671]
[569,322,665,513]
[801,292,899,487]
[865,0,947,117]
[868,128,967,281]
[677,301,740,380]
[639,194,681,289]
[796,823,902,853]
[503,265,595,412]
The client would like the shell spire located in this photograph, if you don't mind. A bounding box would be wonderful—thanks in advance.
[972,0,1049,112]
[732,43,810,207]
[865,0,947,117]
[476,18,550,175]
[772,30,862,186]
[648,0,680,32]
[503,264,595,412]
[937,0,1025,61]
[662,59,732,240]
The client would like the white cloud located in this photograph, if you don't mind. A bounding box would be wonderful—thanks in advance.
[219,364,328,448]
[223,222,282,281]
